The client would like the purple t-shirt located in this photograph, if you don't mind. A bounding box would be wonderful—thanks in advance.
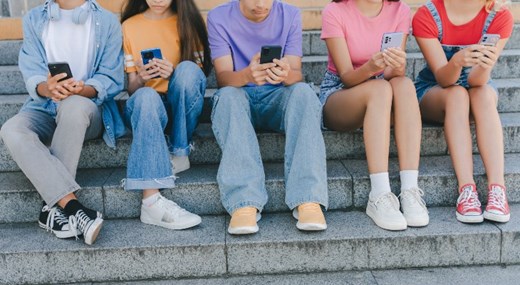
[207,0,302,73]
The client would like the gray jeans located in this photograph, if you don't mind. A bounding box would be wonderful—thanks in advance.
[0,95,103,206]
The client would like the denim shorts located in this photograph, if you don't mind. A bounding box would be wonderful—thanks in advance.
[319,70,344,107]
[414,75,498,102]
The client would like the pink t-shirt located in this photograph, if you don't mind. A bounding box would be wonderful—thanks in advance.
[321,0,411,74]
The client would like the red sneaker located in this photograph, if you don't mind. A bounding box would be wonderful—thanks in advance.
[484,184,510,223]
[456,184,483,223]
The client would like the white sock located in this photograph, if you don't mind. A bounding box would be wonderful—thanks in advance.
[142,193,161,207]
[400,170,419,190]
[369,172,391,199]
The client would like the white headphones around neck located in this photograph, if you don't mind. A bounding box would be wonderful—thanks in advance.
[48,1,90,25]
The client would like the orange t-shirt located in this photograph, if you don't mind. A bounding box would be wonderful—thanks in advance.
[122,14,180,94]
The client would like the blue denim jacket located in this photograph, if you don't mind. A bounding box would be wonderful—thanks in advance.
[18,0,126,148]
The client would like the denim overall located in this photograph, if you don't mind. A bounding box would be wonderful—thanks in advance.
[414,1,497,101]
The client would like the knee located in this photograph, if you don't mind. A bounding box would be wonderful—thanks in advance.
[170,61,205,90]
[287,82,320,109]
[58,96,98,124]
[445,86,469,109]
[213,86,245,112]
[131,87,163,111]
[390,77,418,103]
[469,86,497,110]
[0,119,31,147]
[367,79,393,107]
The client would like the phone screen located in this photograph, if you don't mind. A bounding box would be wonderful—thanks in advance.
[260,45,282,64]
[48,62,73,82]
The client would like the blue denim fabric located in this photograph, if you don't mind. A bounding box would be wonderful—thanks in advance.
[319,70,344,107]
[17,0,125,148]
[123,61,206,191]
[211,83,328,214]
[414,1,497,101]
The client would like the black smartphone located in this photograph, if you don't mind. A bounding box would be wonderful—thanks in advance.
[141,48,163,65]
[48,62,73,82]
[260,45,282,64]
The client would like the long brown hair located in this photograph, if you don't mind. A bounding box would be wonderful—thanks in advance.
[121,0,212,76]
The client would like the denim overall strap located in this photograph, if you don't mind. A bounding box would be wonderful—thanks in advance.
[482,10,497,35]
[425,1,443,41]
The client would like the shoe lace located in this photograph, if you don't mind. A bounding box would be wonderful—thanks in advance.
[68,210,92,240]
[487,186,507,210]
[158,196,189,215]
[457,187,481,211]
[43,206,69,232]
[374,192,400,210]
[399,188,427,210]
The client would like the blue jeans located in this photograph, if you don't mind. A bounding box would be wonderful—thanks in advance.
[211,83,328,214]
[123,61,206,191]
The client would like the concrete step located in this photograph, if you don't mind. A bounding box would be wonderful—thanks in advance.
[1,153,520,223]
[1,49,520,94]
[2,110,520,172]
[1,78,519,128]
[2,205,520,284]
[3,24,520,65]
[96,265,520,285]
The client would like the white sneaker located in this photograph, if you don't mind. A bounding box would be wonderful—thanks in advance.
[400,187,429,227]
[366,192,407,231]
[140,195,201,230]
[170,155,190,174]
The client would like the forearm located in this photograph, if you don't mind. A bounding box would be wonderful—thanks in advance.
[36,82,51,98]
[78,85,97,98]
[340,64,377,88]
[216,69,250,87]
[467,66,492,87]
[433,60,464,87]
[383,65,406,80]
[283,69,302,86]
[127,77,144,95]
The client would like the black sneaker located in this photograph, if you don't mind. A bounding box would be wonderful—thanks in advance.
[69,209,103,245]
[38,203,76,239]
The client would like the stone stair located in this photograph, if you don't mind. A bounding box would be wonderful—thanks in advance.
[1,0,520,284]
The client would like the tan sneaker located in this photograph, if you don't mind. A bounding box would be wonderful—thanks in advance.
[292,203,327,231]
[228,207,261,235]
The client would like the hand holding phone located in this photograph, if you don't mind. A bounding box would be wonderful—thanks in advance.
[479,34,500,47]
[48,62,73,82]
[141,48,163,79]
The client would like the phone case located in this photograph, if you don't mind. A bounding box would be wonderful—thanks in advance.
[479,34,500,47]
[380,32,404,51]
[141,48,163,65]
[260,45,282,64]
[48,62,73,82]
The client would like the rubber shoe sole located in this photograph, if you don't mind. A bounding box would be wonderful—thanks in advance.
[38,221,76,239]
[366,207,407,231]
[292,209,327,231]
[456,212,484,223]
[83,217,104,245]
[404,215,429,227]
[484,210,510,223]
[140,215,201,230]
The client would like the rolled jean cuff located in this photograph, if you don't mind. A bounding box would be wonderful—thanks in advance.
[225,201,265,215]
[123,175,176,191]
[169,144,192,157]
[287,197,329,211]
[47,185,81,208]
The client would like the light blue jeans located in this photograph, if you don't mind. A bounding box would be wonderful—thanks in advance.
[123,61,206,191]
[211,83,328,214]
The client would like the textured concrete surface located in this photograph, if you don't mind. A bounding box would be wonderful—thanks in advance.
[226,208,502,275]
[496,205,520,264]
[95,265,520,285]
[0,217,226,284]
[2,154,520,223]
[2,111,520,172]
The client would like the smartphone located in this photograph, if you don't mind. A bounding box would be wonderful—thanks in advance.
[380,32,404,51]
[260,45,282,64]
[48,62,73,82]
[140,48,163,65]
[479,34,500,47]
